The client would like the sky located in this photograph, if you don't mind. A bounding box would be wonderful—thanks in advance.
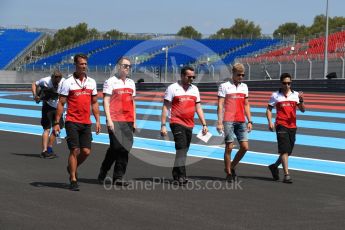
[1,0,344,35]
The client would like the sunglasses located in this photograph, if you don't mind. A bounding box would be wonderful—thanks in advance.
[186,76,196,79]
[282,82,291,85]
[236,73,245,77]
[120,64,132,69]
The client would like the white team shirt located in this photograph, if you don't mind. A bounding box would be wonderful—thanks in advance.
[35,76,65,108]
[164,82,201,128]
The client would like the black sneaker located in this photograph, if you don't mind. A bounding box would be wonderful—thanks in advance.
[225,174,233,183]
[97,169,107,184]
[268,164,280,181]
[113,178,129,187]
[179,177,189,185]
[40,151,48,158]
[231,168,238,181]
[182,177,189,184]
[45,152,57,159]
[172,177,188,186]
[69,180,79,191]
[283,174,293,184]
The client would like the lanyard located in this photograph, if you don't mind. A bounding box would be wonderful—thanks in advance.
[74,76,86,90]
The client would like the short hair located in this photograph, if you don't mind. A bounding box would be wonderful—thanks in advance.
[232,63,245,73]
[51,69,62,78]
[73,53,88,64]
[181,66,194,75]
[117,56,131,65]
[280,73,292,81]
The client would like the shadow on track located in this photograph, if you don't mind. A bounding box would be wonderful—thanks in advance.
[30,182,69,190]
[11,152,42,158]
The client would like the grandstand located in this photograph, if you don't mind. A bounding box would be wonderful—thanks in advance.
[242,30,345,63]
[25,38,281,69]
[32,39,117,67]
[0,28,43,69]
[1,26,344,81]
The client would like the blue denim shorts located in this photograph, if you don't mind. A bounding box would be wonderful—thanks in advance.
[223,122,248,143]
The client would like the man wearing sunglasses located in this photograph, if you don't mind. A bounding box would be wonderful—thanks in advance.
[32,70,65,159]
[97,57,136,187]
[217,63,253,182]
[266,73,305,183]
[161,66,208,185]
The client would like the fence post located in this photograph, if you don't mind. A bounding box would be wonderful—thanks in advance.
[340,56,345,79]
[278,62,282,77]
[172,66,177,81]
[246,62,251,80]
[292,60,297,79]
[307,59,312,79]
[210,65,215,81]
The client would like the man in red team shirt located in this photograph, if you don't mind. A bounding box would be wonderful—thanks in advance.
[160,66,208,185]
[266,73,305,183]
[217,63,253,182]
[97,57,136,187]
[54,54,101,191]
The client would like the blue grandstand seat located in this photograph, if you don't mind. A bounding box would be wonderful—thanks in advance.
[24,38,281,69]
[0,29,42,69]
[31,40,116,67]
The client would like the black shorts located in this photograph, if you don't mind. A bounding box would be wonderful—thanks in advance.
[41,103,64,129]
[276,125,297,155]
[65,121,92,150]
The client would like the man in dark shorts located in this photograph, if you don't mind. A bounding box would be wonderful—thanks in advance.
[32,70,64,158]
[54,54,101,191]
[266,73,306,183]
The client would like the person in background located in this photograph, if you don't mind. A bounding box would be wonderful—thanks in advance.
[32,70,65,158]
[266,73,305,183]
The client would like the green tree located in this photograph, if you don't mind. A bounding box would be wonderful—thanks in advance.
[43,23,101,53]
[273,15,345,42]
[210,18,261,39]
[330,16,345,30]
[307,15,345,37]
[273,23,300,38]
[308,15,327,36]
[103,29,125,39]
[209,28,232,39]
[273,22,309,41]
[177,26,202,39]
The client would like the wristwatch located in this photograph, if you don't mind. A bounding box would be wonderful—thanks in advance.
[248,121,253,124]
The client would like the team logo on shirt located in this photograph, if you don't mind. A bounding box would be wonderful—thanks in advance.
[115,89,133,95]
[228,95,245,99]
[279,102,295,107]
[178,97,195,102]
[74,91,91,96]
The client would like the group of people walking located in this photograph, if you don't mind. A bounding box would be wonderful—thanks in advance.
[32,53,305,191]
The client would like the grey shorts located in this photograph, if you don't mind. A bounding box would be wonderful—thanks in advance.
[223,121,248,143]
